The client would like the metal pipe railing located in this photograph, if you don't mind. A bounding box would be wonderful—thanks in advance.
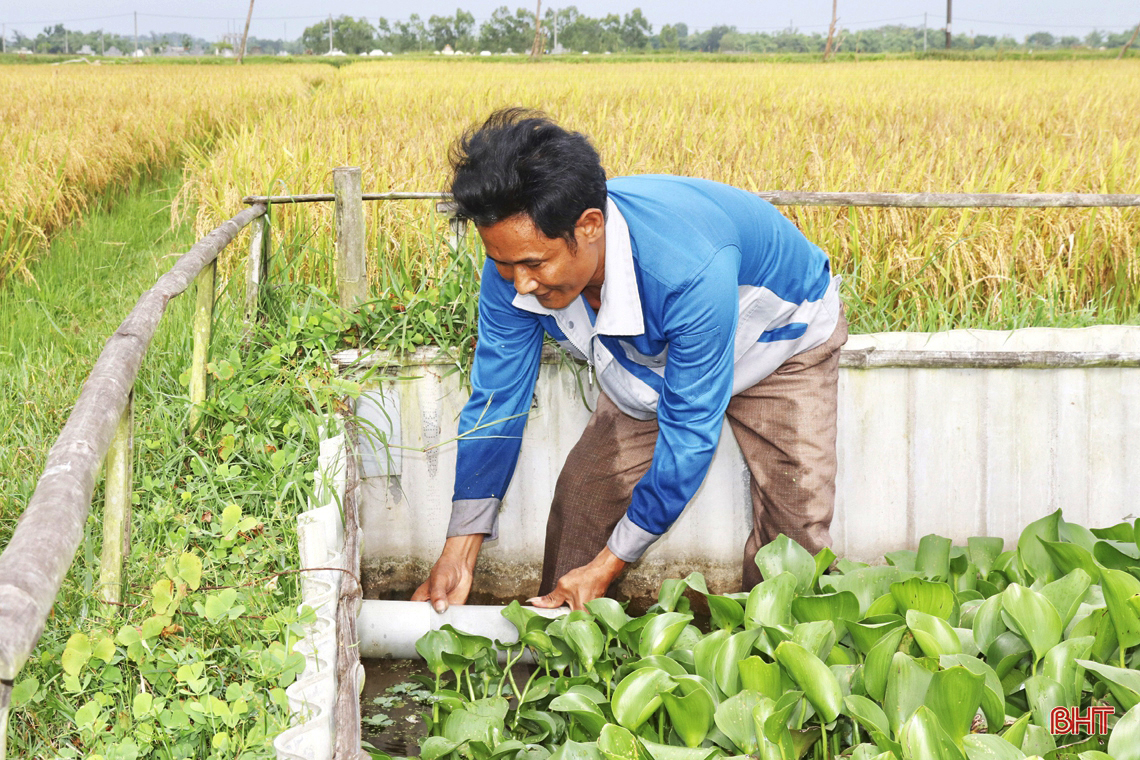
[240,190,1140,208]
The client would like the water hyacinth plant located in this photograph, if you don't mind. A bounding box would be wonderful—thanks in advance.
[409,510,1140,760]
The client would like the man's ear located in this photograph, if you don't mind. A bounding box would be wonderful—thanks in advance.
[574,208,606,245]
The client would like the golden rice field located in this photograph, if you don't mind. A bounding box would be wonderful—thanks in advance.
[176,59,1140,330]
[0,63,329,284]
[2,60,1138,328]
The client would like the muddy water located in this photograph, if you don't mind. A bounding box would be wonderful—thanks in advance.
[361,659,433,757]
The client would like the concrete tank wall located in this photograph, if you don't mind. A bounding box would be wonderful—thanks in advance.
[339,326,1140,602]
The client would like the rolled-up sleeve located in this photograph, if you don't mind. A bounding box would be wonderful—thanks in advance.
[449,258,544,540]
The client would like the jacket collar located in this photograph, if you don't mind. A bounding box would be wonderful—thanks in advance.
[511,199,645,336]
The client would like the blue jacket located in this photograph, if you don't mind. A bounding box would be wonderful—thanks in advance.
[446,175,841,561]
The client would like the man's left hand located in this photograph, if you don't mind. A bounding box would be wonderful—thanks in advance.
[528,547,627,611]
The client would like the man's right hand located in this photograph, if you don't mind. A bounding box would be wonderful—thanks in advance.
[411,534,485,613]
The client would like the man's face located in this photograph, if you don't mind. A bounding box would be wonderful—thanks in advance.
[479,211,605,310]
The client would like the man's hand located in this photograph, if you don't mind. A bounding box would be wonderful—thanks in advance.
[412,534,484,613]
[528,547,627,611]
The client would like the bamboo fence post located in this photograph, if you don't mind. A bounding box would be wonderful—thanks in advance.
[333,167,368,310]
[1,685,9,760]
[188,258,217,432]
[245,213,269,331]
[97,390,134,616]
[448,215,469,252]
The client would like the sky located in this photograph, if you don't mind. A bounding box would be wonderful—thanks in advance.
[1,0,1136,41]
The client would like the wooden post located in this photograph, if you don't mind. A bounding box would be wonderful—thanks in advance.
[245,213,269,330]
[97,391,133,615]
[1,682,9,760]
[448,215,469,252]
[188,258,216,431]
[333,167,368,310]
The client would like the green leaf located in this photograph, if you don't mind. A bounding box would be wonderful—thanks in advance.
[1076,659,1140,712]
[152,578,175,616]
[1100,568,1140,651]
[421,736,462,760]
[791,591,860,639]
[661,686,716,748]
[967,537,1006,580]
[639,612,693,658]
[834,565,905,617]
[885,653,934,737]
[91,634,115,664]
[638,740,718,760]
[612,667,676,731]
[416,629,461,677]
[1020,724,1056,756]
[754,534,816,594]
[848,616,907,657]
[1107,703,1140,760]
[939,655,1006,734]
[744,572,797,628]
[738,656,783,700]
[550,693,608,738]
[1023,675,1065,735]
[906,610,962,657]
[565,619,605,672]
[202,588,240,624]
[693,629,731,694]
[502,600,549,636]
[1039,569,1091,628]
[864,625,908,703]
[972,594,1008,654]
[549,741,603,760]
[713,690,765,754]
[987,631,1032,679]
[1039,539,1101,583]
[177,552,203,591]
[1001,584,1062,666]
[899,705,967,760]
[707,595,745,631]
[74,699,103,731]
[961,734,1027,760]
[1001,712,1031,750]
[773,640,843,723]
[586,598,630,635]
[845,694,902,755]
[891,577,956,620]
[657,578,688,613]
[598,723,647,760]
[917,534,953,582]
[1016,510,1061,584]
[792,620,837,661]
[1041,636,1095,706]
[627,655,688,678]
[61,633,92,677]
[714,629,762,697]
[924,666,985,746]
[10,677,39,708]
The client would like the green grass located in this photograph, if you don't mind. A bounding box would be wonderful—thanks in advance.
[0,170,352,758]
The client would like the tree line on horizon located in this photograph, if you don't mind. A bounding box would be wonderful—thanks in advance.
[6,7,1139,57]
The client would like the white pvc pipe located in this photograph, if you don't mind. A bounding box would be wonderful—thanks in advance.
[358,600,565,659]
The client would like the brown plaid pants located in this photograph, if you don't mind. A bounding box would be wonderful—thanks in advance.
[540,310,848,594]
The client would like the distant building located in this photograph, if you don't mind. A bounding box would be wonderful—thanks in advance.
[442,44,455,55]
[131,49,147,58]
[161,45,187,57]
[105,46,123,57]
[78,44,94,55]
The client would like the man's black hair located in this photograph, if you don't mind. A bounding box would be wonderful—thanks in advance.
[449,108,607,246]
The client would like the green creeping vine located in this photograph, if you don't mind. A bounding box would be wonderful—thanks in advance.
[407,511,1140,760]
